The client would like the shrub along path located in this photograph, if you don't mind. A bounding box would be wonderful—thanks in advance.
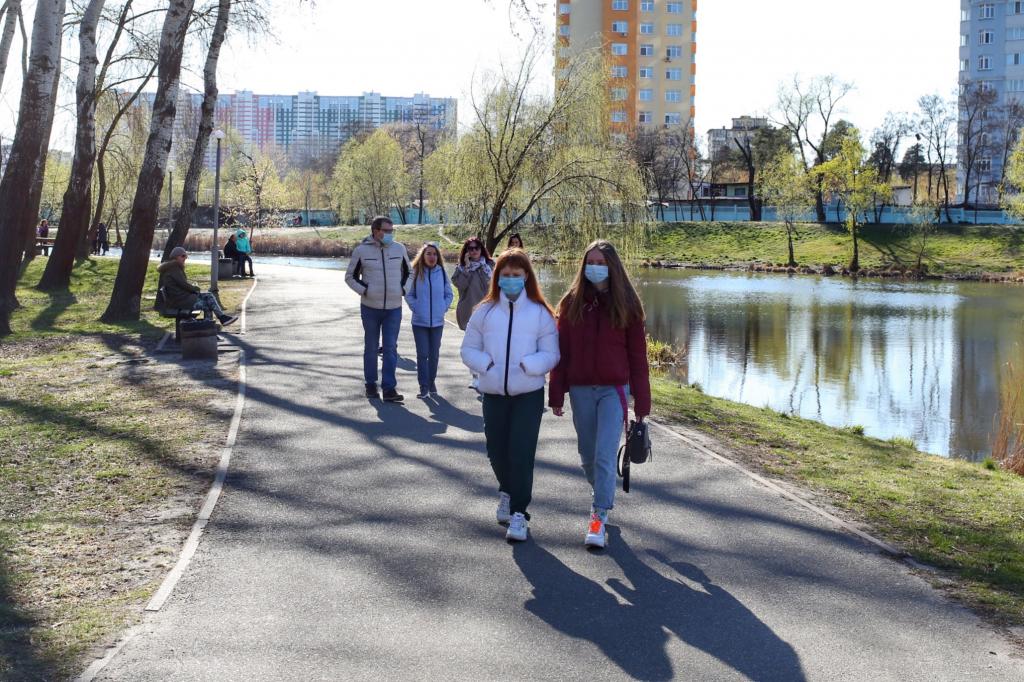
[92,263,1021,680]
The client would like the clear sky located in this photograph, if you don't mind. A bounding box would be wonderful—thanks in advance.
[0,0,960,149]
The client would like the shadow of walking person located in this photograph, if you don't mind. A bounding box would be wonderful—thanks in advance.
[513,527,806,681]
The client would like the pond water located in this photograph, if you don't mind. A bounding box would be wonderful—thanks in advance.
[139,251,1022,459]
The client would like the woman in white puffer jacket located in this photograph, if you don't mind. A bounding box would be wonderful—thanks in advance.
[461,249,559,543]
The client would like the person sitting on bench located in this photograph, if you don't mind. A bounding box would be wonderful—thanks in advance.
[158,247,238,326]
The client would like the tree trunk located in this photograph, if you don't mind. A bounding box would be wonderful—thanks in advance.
[814,175,826,222]
[38,0,106,290]
[0,0,21,93]
[0,0,65,336]
[18,60,61,273]
[162,0,230,261]
[102,0,196,322]
[786,222,796,267]
[849,223,860,271]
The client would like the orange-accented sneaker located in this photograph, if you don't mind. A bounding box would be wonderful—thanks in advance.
[585,513,607,548]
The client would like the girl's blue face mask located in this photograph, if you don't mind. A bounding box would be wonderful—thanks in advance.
[498,276,526,296]
[585,264,609,284]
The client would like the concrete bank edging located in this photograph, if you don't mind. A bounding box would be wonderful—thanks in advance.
[76,279,258,682]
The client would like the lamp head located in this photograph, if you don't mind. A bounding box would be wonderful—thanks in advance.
[213,129,225,140]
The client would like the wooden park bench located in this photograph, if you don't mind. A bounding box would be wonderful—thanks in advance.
[154,287,204,342]
[36,237,56,255]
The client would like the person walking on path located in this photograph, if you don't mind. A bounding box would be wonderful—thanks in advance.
[346,216,412,402]
[235,228,255,277]
[37,219,50,255]
[460,249,559,542]
[405,242,453,398]
[506,233,524,251]
[157,247,238,326]
[452,237,494,390]
[97,222,109,255]
[549,240,650,549]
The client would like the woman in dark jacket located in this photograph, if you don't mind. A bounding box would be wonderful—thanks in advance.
[223,234,240,276]
[549,240,650,549]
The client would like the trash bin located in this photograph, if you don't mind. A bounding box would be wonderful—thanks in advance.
[218,257,236,280]
[180,319,219,360]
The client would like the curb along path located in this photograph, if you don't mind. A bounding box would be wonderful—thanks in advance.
[92,264,1022,681]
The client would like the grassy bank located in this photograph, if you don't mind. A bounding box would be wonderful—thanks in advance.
[1,258,248,679]
[651,377,1024,629]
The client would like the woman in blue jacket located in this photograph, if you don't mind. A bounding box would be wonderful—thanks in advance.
[405,242,454,398]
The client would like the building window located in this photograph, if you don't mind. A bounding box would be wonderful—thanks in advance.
[611,21,628,33]
[961,59,970,72]
[638,88,652,101]
[641,0,654,10]
[667,1,683,12]
[640,43,654,56]
[666,45,683,58]
[611,65,628,78]
[665,89,681,102]
[1008,79,1024,92]
[665,112,682,125]
[639,66,654,78]
[734,186,748,197]
[1009,53,1024,66]
[961,34,968,47]
[611,88,628,101]
[979,55,992,70]
[980,30,995,44]
[1011,27,1024,40]
[979,157,993,172]
[611,42,628,55]
[640,22,654,34]
[639,111,652,123]
[611,111,627,123]
[665,68,682,80]
[981,3,995,19]
[559,3,570,14]
[558,24,570,36]
[612,0,629,9]
[666,23,683,36]
[1014,1,1024,15]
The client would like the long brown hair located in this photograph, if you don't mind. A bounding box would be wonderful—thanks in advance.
[480,248,554,316]
[411,242,443,282]
[558,240,644,328]
[458,237,492,267]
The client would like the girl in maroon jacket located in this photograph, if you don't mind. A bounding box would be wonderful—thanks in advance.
[549,240,650,549]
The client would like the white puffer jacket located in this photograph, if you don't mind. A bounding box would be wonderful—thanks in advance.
[460,292,560,396]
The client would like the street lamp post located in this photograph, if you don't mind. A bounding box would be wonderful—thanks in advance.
[210,129,225,295]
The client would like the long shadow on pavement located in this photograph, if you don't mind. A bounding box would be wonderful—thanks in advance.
[514,527,806,682]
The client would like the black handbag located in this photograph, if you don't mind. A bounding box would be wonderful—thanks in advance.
[617,418,652,493]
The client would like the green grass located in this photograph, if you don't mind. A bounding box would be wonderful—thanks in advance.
[651,377,1024,627]
[646,222,1024,275]
[1,257,250,679]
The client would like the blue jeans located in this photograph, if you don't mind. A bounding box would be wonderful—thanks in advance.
[569,385,626,511]
[412,325,443,391]
[361,305,401,391]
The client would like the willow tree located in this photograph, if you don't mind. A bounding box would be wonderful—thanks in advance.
[426,42,646,253]
[815,129,890,272]
[332,129,410,222]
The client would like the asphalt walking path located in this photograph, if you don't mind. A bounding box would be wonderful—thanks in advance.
[96,264,1022,681]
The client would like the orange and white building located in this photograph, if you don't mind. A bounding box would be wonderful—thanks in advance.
[556,0,697,135]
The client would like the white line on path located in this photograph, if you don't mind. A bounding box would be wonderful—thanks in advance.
[76,279,258,682]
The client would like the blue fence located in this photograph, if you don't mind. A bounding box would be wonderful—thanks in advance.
[652,203,1022,225]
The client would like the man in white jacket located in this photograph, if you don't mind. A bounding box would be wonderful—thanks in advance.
[345,216,411,402]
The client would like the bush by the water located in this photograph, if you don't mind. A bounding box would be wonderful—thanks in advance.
[647,335,685,370]
[153,231,354,258]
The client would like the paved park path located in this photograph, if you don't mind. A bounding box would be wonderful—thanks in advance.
[96,263,1022,681]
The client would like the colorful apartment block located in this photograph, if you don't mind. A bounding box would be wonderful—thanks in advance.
[557,0,698,135]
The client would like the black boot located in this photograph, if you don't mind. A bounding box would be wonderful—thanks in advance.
[383,388,404,403]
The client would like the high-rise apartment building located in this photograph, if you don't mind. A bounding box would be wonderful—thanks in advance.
[557,0,697,134]
[958,1,1024,204]
[707,115,770,160]
[144,90,457,168]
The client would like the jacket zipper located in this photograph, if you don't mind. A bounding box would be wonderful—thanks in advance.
[503,300,514,396]
[380,244,387,309]
[428,267,433,325]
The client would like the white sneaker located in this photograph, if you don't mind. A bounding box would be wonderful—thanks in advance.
[506,512,528,542]
[496,492,511,525]
[584,513,607,548]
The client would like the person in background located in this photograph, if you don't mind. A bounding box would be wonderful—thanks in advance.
[235,228,255,277]
[405,242,453,398]
[549,240,650,550]
[97,222,109,255]
[158,247,238,327]
[452,237,494,389]
[223,233,240,277]
[507,233,524,250]
[460,249,559,543]
[345,216,412,402]
[37,219,50,255]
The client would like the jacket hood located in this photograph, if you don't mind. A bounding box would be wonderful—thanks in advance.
[236,229,247,238]
[360,235,378,246]
[158,260,183,274]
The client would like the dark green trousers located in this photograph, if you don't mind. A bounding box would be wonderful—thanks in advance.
[482,388,545,519]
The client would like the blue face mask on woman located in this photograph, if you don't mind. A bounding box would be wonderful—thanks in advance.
[585,264,609,284]
[498,276,526,296]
